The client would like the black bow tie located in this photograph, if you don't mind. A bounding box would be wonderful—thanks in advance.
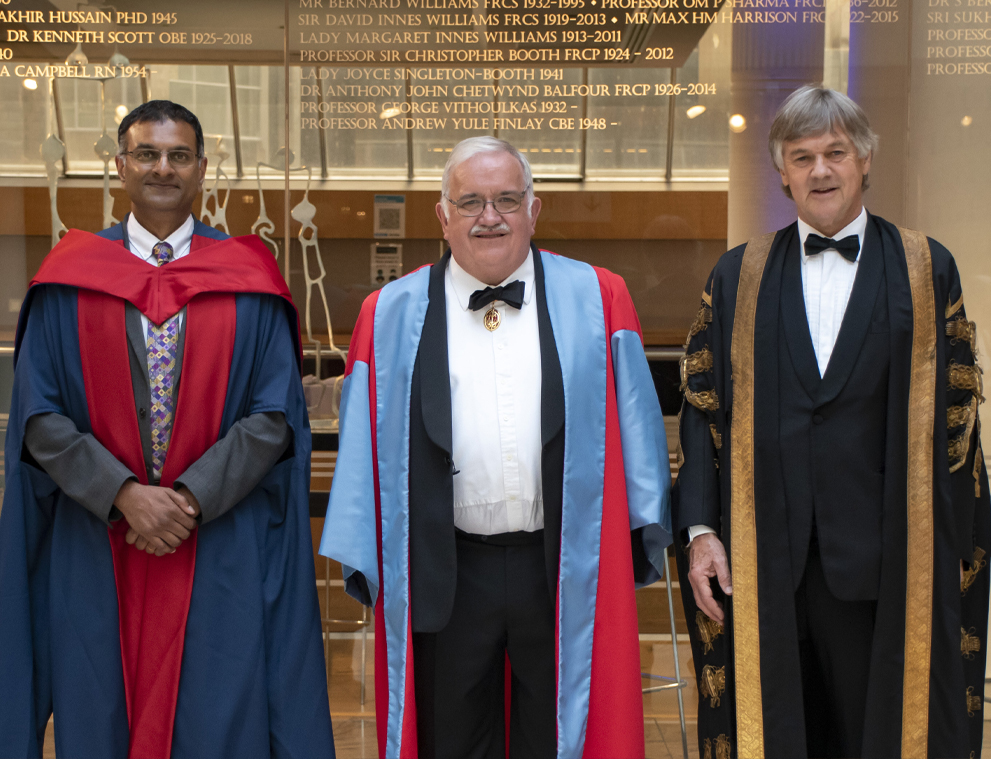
[804,233,860,263]
[468,280,525,311]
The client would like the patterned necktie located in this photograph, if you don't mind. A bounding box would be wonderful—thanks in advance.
[146,241,178,480]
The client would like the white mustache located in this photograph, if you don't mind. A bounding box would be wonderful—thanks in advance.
[470,222,511,235]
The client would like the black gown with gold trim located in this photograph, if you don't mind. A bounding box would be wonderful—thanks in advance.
[673,213,990,759]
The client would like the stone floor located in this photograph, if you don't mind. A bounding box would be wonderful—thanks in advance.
[41,636,991,757]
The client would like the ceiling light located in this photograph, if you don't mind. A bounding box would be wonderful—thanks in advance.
[379,106,401,119]
[729,114,747,133]
[23,78,38,90]
[961,115,973,127]
[686,105,706,119]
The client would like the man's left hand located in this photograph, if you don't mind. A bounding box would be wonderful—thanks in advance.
[127,486,203,555]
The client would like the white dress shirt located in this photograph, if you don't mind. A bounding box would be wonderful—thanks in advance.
[797,207,868,377]
[126,213,194,334]
[446,251,544,535]
[687,208,868,545]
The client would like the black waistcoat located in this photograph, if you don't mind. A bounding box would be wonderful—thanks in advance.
[776,220,891,600]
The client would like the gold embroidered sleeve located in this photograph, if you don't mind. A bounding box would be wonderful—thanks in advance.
[946,315,977,354]
[946,293,965,320]
[947,363,985,402]
[943,295,984,480]
[685,387,719,412]
[687,303,713,342]
[680,347,713,391]
[682,282,720,417]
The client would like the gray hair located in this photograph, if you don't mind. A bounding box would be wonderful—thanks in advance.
[769,85,879,195]
[440,136,534,220]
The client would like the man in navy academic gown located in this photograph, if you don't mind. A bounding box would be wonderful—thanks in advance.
[0,101,334,759]
[675,86,989,758]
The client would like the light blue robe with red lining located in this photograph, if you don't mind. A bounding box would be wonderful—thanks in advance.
[321,249,672,758]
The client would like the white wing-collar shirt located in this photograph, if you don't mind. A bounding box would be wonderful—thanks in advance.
[126,212,194,335]
[688,207,868,545]
[446,250,544,535]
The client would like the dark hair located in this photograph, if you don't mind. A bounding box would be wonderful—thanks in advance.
[117,100,204,156]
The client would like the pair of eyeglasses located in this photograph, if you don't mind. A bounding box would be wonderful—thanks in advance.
[120,149,202,168]
[445,189,528,217]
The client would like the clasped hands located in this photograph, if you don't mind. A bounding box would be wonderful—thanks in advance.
[113,480,201,557]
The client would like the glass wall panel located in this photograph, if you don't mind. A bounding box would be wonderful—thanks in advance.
[0,76,50,175]
[501,68,582,179]
[585,68,670,180]
[311,66,408,179]
[411,68,495,179]
[240,66,287,177]
[671,23,731,180]
[149,65,235,162]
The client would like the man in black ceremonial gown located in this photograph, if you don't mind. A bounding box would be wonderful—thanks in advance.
[674,85,990,758]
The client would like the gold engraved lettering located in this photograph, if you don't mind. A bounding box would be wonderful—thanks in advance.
[709,424,723,450]
[898,227,937,759]
[715,735,732,759]
[685,388,719,413]
[967,686,982,717]
[962,547,986,595]
[700,664,726,708]
[961,627,981,660]
[688,304,713,341]
[947,362,984,403]
[696,610,724,654]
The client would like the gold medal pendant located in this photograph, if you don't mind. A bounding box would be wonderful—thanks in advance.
[483,305,501,331]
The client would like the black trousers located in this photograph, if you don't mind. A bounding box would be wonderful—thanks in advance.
[795,539,878,759]
[413,530,556,759]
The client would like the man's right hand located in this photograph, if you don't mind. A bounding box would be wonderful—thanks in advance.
[113,480,198,556]
[687,532,733,626]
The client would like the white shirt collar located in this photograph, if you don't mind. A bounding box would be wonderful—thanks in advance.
[797,207,868,251]
[447,248,536,312]
[126,213,195,264]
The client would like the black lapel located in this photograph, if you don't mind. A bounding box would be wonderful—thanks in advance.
[534,245,564,445]
[419,251,453,456]
[816,215,884,406]
[533,246,565,598]
[780,223,822,399]
[409,252,456,633]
